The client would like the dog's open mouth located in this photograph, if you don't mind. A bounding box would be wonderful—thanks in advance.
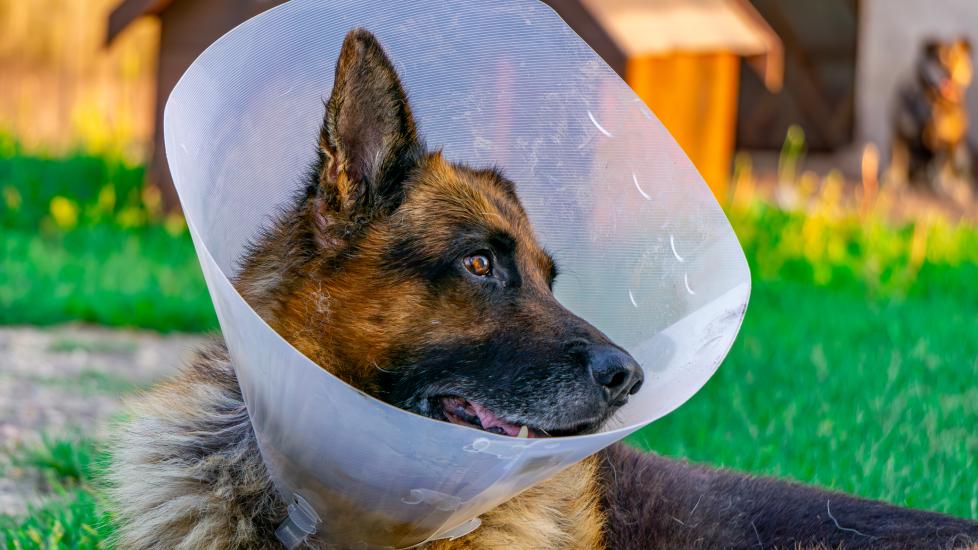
[433,396,597,438]
[438,396,543,438]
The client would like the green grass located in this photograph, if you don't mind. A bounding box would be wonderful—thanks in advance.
[2,226,214,331]
[0,488,110,550]
[629,279,978,519]
[1,135,215,332]
[3,280,974,548]
[1,437,112,549]
[11,437,98,485]
[729,199,978,304]
[0,134,147,233]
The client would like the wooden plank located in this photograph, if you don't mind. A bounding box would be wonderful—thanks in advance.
[628,52,740,198]
[106,0,174,44]
[731,0,783,91]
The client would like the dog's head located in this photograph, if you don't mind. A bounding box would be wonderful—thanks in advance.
[238,29,643,438]
[920,37,973,101]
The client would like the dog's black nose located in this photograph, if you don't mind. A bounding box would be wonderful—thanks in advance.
[588,344,644,404]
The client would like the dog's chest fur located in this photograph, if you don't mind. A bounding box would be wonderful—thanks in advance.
[108,341,604,550]
[430,460,604,550]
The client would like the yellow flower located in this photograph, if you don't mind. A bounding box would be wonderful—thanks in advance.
[49,196,79,229]
[142,183,162,217]
[97,184,116,213]
[164,213,187,236]
[116,206,146,228]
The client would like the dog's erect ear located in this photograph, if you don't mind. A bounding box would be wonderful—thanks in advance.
[318,29,422,219]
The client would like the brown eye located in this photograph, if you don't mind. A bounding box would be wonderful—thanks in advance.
[463,254,492,277]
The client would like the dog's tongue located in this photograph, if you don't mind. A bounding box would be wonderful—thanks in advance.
[469,401,524,437]
[442,397,535,437]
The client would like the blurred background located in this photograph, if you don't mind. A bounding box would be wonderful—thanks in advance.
[1,0,977,547]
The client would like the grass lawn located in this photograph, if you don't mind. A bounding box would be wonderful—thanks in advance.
[2,144,977,545]
[1,438,111,549]
[0,137,217,332]
[1,226,214,332]
[631,279,978,519]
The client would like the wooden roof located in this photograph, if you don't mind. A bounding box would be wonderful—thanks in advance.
[574,0,782,90]
[106,0,175,44]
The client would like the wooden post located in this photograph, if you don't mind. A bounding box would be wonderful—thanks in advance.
[627,52,741,201]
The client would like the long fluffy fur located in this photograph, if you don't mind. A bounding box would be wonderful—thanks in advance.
[107,343,286,549]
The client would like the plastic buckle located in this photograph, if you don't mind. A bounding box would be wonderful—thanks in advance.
[275,494,321,549]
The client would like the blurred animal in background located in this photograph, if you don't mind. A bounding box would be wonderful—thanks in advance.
[891,37,974,195]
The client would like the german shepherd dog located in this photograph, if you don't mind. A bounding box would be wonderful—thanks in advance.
[110,30,978,549]
[892,37,974,189]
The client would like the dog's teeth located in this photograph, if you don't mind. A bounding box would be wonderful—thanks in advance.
[517,425,529,439]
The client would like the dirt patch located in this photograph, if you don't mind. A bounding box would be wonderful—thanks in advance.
[0,325,207,516]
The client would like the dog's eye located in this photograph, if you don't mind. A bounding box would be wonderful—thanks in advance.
[463,254,492,277]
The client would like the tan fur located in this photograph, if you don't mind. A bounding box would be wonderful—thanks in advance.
[107,345,285,550]
[926,40,972,149]
[430,459,605,550]
[256,153,554,393]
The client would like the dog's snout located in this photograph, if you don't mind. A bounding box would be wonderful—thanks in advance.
[587,344,644,404]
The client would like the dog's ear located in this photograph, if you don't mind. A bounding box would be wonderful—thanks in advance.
[318,28,422,221]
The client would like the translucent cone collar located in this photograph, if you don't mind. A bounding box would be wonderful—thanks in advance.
[164,0,750,547]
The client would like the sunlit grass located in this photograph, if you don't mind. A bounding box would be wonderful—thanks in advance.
[730,199,978,303]
[630,279,978,520]
[0,487,110,550]
[0,136,214,331]
[11,437,99,486]
[1,225,214,332]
